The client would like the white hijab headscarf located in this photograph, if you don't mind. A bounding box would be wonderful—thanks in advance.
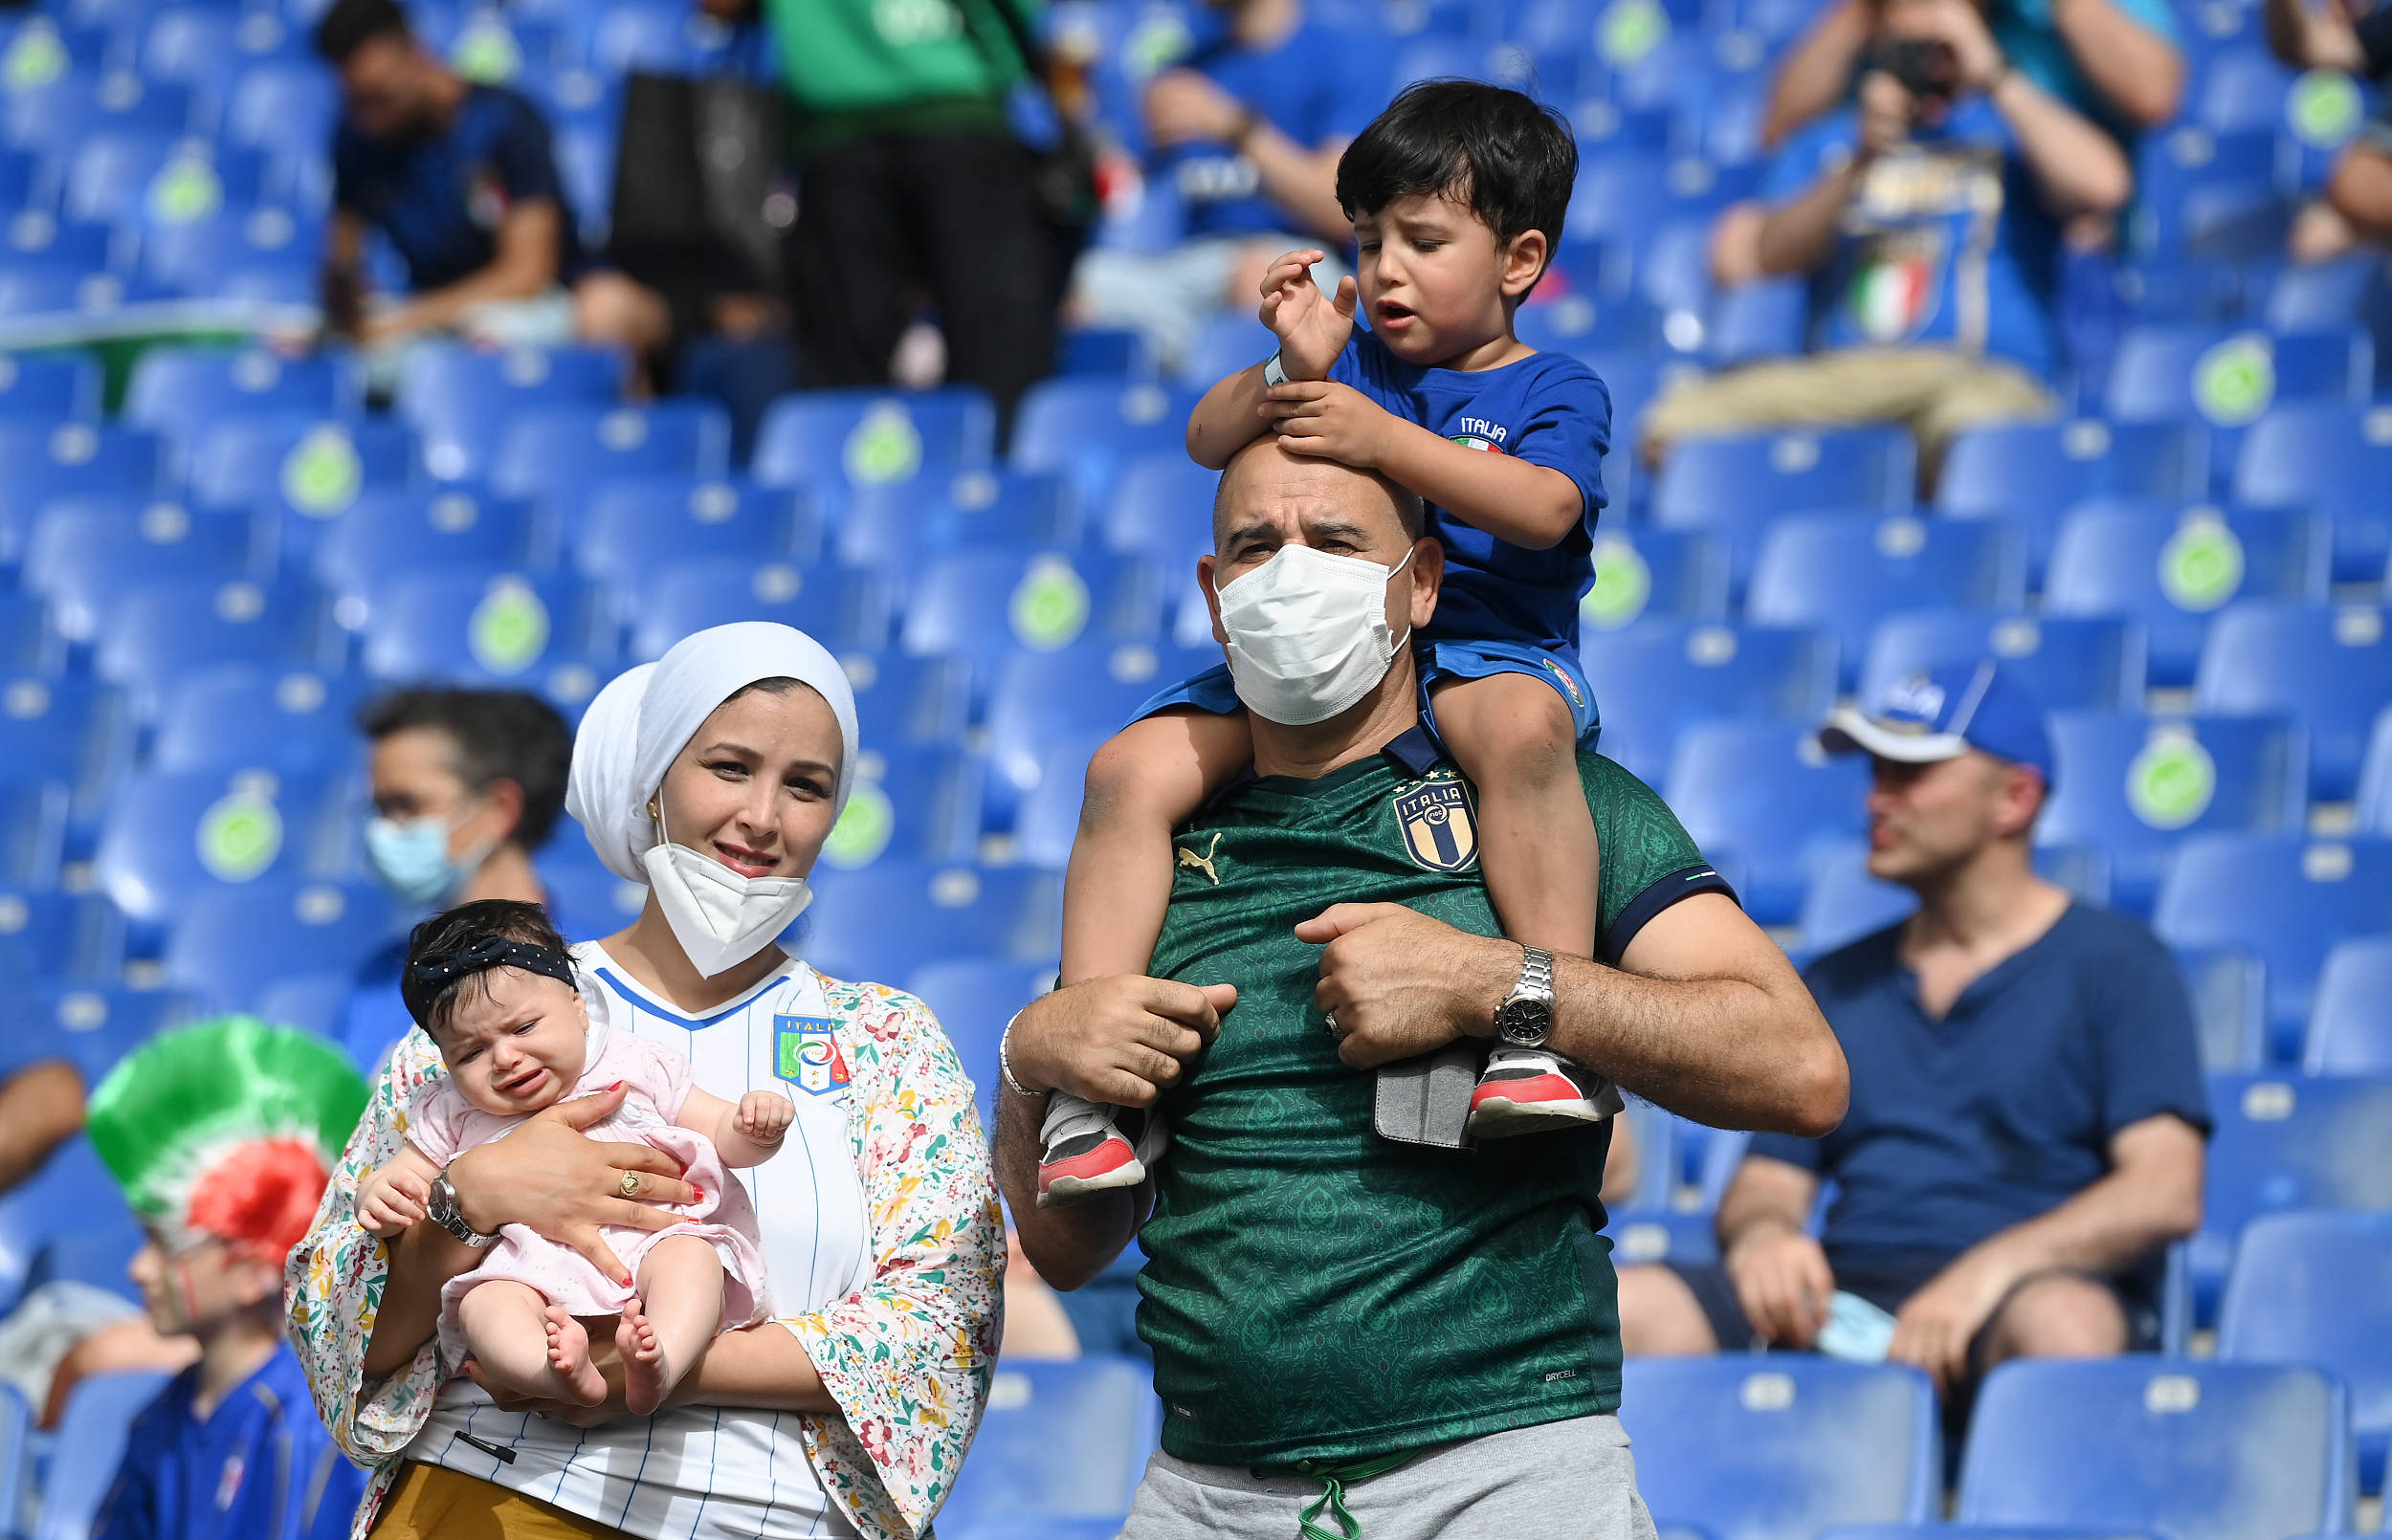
[565,621,861,885]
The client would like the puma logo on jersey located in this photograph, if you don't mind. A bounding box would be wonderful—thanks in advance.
[1175,832,1224,884]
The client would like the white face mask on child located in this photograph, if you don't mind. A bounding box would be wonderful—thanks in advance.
[642,807,813,978]
[1215,544,1415,726]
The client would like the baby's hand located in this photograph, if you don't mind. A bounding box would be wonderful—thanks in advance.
[1259,248,1357,382]
[359,1167,430,1237]
[737,1090,792,1147]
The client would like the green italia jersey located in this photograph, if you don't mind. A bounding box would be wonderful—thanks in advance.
[1138,722,1729,1467]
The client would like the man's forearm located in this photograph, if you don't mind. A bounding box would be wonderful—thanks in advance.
[1757,164,1863,277]
[1245,124,1351,243]
[1962,1142,2204,1286]
[1764,0,1871,148]
[2053,0,2185,125]
[0,1062,83,1195]
[992,1076,1141,1291]
[1991,71,2133,215]
[2266,0,2364,69]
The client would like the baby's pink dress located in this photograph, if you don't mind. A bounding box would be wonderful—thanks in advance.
[401,1022,773,1374]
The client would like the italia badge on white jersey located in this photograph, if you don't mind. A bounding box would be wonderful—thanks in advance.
[774,1014,851,1097]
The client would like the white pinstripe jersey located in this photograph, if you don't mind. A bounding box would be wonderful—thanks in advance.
[408,941,873,1539]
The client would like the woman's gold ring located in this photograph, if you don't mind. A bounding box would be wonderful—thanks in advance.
[618,1170,641,1199]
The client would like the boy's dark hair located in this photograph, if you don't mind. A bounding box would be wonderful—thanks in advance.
[314,0,411,64]
[403,899,571,1036]
[360,687,573,850]
[1336,80,1579,285]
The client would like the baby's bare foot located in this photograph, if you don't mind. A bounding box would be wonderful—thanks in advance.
[618,1300,668,1416]
[544,1305,607,1406]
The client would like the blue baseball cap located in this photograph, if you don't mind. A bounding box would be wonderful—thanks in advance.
[1818,660,2054,783]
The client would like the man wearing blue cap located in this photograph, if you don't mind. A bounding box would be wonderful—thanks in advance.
[1618,662,2211,1395]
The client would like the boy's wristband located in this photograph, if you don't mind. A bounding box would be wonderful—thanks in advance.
[1262,352,1288,388]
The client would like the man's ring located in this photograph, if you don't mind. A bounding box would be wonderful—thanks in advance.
[1324,1013,1342,1040]
[618,1171,641,1199]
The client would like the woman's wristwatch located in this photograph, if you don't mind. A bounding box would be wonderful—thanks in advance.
[427,1166,498,1248]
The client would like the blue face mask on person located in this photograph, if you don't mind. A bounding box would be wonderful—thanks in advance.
[365,803,490,907]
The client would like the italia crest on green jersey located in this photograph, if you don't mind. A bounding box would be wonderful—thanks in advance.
[1393,774,1479,872]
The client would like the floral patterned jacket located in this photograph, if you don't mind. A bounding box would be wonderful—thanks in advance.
[282,974,1006,1540]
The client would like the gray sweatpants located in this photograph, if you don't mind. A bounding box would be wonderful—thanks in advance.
[1118,1414,1659,1540]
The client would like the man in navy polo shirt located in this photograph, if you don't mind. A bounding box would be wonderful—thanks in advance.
[1618,663,2210,1394]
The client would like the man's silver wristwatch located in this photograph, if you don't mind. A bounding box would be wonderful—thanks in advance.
[1494,945,1557,1048]
[426,1167,498,1248]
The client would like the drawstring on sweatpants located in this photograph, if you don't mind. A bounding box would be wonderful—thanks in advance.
[1288,1451,1417,1540]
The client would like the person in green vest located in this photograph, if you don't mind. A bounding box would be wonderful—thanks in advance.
[996,438,1849,1539]
[710,0,1060,429]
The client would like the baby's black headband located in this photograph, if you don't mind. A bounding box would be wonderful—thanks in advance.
[401,935,577,1026]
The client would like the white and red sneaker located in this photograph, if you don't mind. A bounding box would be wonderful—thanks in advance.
[1035,1094,1168,1207]
[1466,1048,1620,1137]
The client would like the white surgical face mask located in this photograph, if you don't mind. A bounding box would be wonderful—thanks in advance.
[1216,543,1415,726]
[641,805,813,978]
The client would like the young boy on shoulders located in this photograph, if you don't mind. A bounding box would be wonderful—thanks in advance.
[1038,79,1620,1203]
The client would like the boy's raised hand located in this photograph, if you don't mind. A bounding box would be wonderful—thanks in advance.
[1259,248,1357,381]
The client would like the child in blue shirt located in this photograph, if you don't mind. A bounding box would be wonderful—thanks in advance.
[1037,81,1618,1203]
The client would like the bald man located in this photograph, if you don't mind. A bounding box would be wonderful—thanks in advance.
[995,441,1848,1540]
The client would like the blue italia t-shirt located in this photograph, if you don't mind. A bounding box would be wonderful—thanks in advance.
[333,83,586,294]
[1767,96,2062,377]
[1750,903,2211,1282]
[1153,19,1384,241]
[1329,329,1613,654]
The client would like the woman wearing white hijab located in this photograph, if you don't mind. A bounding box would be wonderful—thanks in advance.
[286,622,1005,1540]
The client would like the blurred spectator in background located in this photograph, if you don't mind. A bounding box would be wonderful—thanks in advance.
[724,0,1061,429]
[342,687,576,1074]
[1713,0,2178,284]
[2268,0,2392,259]
[1071,0,1382,374]
[1647,0,2131,483]
[85,1020,370,1540]
[313,0,670,372]
[0,1011,83,1207]
[1618,665,2208,1398]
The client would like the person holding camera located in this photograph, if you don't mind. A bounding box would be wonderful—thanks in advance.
[1643,0,2133,485]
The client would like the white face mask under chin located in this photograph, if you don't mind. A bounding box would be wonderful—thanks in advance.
[1216,542,1415,726]
[641,809,813,978]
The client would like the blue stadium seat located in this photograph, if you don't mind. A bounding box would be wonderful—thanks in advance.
[2232,401,2392,583]
[1798,844,1918,957]
[0,422,163,565]
[1621,1359,1938,1540]
[1185,311,1274,385]
[32,1370,179,1540]
[139,5,300,86]
[800,863,1062,985]
[1602,1205,1724,1268]
[900,548,1161,683]
[1958,1359,2353,1540]
[1580,526,1731,632]
[1057,325,1153,380]
[939,1357,1160,1534]
[0,261,124,320]
[2197,50,2299,133]
[226,61,336,155]
[1861,611,2146,713]
[95,768,343,937]
[0,1382,24,1540]
[3,72,191,152]
[123,344,353,443]
[490,401,732,503]
[33,981,200,1083]
[1705,276,1811,368]
[1747,513,2025,691]
[361,571,606,687]
[148,665,366,776]
[2,211,117,273]
[0,351,100,421]
[161,881,397,1016]
[2157,836,2392,1059]
[25,497,257,643]
[2306,938,2392,1073]
[532,837,650,939]
[2046,505,2330,688]
[0,591,60,674]
[1010,380,1203,510]
[1099,451,1214,565]
[254,970,358,1038]
[1517,292,1669,358]
[0,889,126,981]
[0,669,125,811]
[2175,943,2271,1072]
[2194,1071,2392,1319]
[1938,417,2210,583]
[633,558,894,660]
[2266,253,2392,337]
[837,649,975,752]
[815,744,986,871]
[94,577,340,718]
[1665,718,1871,925]
[1008,727,1111,869]
[1653,427,1916,587]
[312,485,540,612]
[839,470,1081,574]
[139,206,321,297]
[0,780,67,889]
[2041,713,2309,915]
[984,638,1217,825]
[398,341,629,481]
[2365,710,2392,835]
[2218,1211,2392,1492]
[905,956,1055,1121]
[1581,620,1839,785]
[751,387,996,490]
[576,479,819,606]
[2105,326,2368,479]
[61,133,262,228]
[2196,603,2392,803]
[185,413,414,529]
